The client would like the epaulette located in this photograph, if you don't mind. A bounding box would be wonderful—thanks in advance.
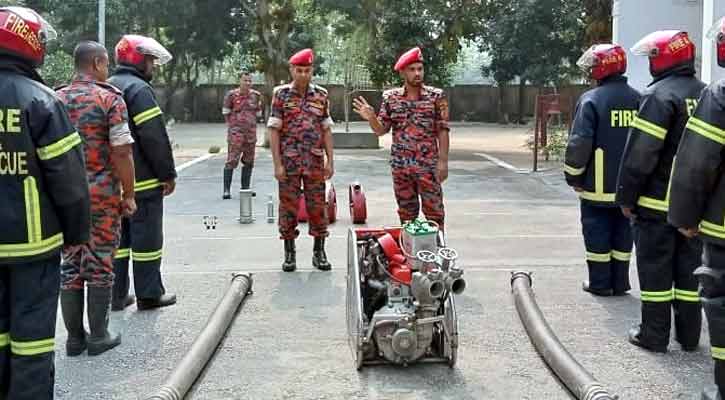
[382,87,404,98]
[95,81,124,96]
[272,83,292,94]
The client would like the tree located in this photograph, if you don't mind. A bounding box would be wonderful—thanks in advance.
[315,0,484,88]
[583,0,612,45]
[479,0,585,123]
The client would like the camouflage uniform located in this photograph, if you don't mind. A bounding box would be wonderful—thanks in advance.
[267,83,333,240]
[56,73,134,290]
[223,88,262,168]
[378,85,449,229]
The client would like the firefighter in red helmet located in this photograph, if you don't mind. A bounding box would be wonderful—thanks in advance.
[109,35,178,311]
[564,44,640,297]
[0,6,90,399]
[669,17,725,400]
[616,30,706,354]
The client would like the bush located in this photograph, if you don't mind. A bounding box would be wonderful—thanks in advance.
[39,50,74,89]
[525,125,569,162]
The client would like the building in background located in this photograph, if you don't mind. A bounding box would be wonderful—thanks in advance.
[613,0,725,91]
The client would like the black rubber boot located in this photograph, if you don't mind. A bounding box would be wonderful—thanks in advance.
[223,168,233,199]
[312,237,331,271]
[241,164,253,190]
[137,294,177,310]
[582,281,613,297]
[282,239,296,272]
[87,287,121,356]
[702,384,722,400]
[628,325,667,353]
[111,294,136,311]
[60,289,87,357]
[675,300,702,351]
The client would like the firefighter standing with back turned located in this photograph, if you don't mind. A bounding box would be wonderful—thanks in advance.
[267,49,334,272]
[353,47,450,231]
[0,6,90,399]
[56,41,136,357]
[669,17,725,400]
[564,44,640,296]
[616,30,705,353]
[222,71,263,199]
[109,35,178,311]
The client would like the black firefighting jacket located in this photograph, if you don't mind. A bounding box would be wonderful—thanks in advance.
[564,75,640,206]
[615,65,705,221]
[108,66,176,199]
[669,79,725,246]
[0,58,90,264]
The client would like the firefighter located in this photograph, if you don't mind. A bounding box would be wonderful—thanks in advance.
[221,71,263,198]
[267,48,334,272]
[109,35,177,310]
[353,47,449,231]
[616,30,705,353]
[0,7,90,399]
[669,17,725,400]
[56,41,136,356]
[564,44,640,296]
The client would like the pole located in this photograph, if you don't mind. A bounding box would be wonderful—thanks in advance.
[98,0,106,46]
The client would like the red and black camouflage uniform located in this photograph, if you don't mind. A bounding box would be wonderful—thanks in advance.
[56,73,134,290]
[267,83,334,240]
[223,88,262,168]
[378,85,449,229]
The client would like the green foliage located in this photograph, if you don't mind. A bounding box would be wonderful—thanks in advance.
[480,0,586,87]
[39,49,73,88]
[525,125,569,161]
[315,0,483,88]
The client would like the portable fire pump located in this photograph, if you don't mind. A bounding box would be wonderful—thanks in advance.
[346,218,464,369]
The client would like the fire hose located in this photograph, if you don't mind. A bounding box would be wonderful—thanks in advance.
[145,273,254,400]
[510,271,616,400]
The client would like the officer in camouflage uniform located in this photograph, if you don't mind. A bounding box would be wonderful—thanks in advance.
[268,48,334,272]
[56,41,136,357]
[354,47,450,231]
[221,71,263,198]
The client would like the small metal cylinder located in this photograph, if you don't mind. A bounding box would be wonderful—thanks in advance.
[266,194,275,223]
[239,189,254,224]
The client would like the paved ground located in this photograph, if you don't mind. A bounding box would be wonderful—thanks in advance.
[54,123,712,400]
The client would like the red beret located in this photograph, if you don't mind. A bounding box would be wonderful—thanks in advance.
[394,47,423,71]
[289,48,314,66]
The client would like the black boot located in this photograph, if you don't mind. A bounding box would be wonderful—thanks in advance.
[223,168,233,199]
[701,384,722,400]
[111,294,136,312]
[86,287,121,356]
[282,239,296,272]
[60,289,87,357]
[137,294,177,310]
[582,281,613,297]
[241,164,253,190]
[627,325,667,353]
[312,237,331,271]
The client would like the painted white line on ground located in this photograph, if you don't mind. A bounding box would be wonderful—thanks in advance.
[176,152,219,173]
[474,152,529,174]
[175,233,579,241]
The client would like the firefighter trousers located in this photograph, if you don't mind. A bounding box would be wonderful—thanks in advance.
[632,217,702,349]
[112,194,166,301]
[0,255,60,400]
[699,243,725,396]
[580,203,633,292]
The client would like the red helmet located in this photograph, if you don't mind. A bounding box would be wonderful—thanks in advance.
[0,7,56,67]
[114,34,172,67]
[577,44,627,81]
[707,17,725,67]
[631,30,695,76]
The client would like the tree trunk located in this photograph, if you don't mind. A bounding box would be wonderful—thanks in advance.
[517,79,526,124]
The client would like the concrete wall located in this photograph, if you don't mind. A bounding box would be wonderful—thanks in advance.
[155,84,588,124]
[702,0,725,83]
[613,0,702,91]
